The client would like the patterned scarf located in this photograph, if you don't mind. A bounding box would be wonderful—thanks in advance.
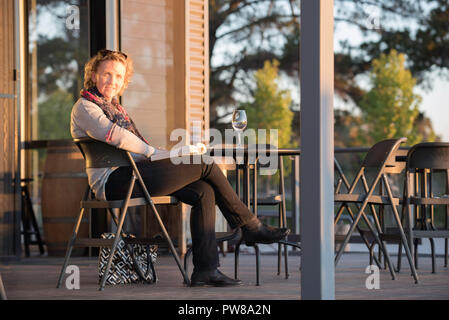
[80,87,149,144]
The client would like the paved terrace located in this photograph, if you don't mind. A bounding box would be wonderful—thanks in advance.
[1,247,448,300]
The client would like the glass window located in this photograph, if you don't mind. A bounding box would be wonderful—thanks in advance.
[26,0,90,232]
[28,0,89,141]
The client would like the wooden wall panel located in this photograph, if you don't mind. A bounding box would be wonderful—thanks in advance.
[121,0,209,147]
[0,0,19,260]
[121,0,176,148]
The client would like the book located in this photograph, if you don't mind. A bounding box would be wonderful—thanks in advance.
[150,143,207,161]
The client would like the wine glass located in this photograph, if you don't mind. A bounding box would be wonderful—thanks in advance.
[232,109,247,147]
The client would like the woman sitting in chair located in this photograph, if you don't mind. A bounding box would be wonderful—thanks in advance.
[71,49,289,287]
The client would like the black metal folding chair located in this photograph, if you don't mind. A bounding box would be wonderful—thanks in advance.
[235,154,301,286]
[334,138,419,283]
[56,137,190,290]
[0,272,6,300]
[334,157,384,268]
[397,142,449,273]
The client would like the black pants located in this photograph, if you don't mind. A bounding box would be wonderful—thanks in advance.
[105,155,257,272]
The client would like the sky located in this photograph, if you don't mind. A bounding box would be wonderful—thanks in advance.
[416,77,449,141]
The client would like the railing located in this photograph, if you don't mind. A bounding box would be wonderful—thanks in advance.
[262,146,413,235]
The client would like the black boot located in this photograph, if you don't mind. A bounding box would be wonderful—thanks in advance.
[242,222,290,246]
[190,269,242,287]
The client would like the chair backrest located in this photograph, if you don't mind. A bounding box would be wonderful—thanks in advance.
[407,142,449,170]
[362,137,407,168]
[74,137,131,168]
[383,148,408,174]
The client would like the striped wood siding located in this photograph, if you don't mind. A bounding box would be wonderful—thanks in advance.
[121,0,175,147]
[185,0,209,144]
[0,0,19,259]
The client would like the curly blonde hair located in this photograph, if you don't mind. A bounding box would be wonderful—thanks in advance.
[83,49,134,96]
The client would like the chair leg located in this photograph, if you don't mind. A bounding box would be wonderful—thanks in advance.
[56,207,87,288]
[0,272,6,300]
[362,176,390,271]
[99,205,130,291]
[375,233,396,280]
[363,211,397,278]
[148,246,158,283]
[369,241,386,270]
[219,242,226,257]
[183,247,193,284]
[430,238,436,274]
[276,199,283,276]
[279,156,289,279]
[0,273,6,300]
[110,206,158,285]
[445,239,448,268]
[405,183,417,272]
[147,200,190,286]
[369,242,375,266]
[235,239,241,280]
[21,197,31,257]
[335,199,397,280]
[414,240,419,269]
[389,217,418,283]
[254,244,260,286]
[335,207,362,265]
[342,205,382,268]
[235,240,263,286]
[382,175,419,283]
[98,176,137,291]
[396,200,408,273]
[22,184,45,255]
[280,191,289,278]
[277,242,282,275]
[283,242,289,279]
[397,242,403,272]
[29,205,45,256]
[277,201,282,275]
[130,159,191,286]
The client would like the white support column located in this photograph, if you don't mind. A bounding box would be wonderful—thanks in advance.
[300,0,335,300]
[105,0,120,50]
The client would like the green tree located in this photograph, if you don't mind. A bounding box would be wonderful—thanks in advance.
[334,109,364,148]
[239,60,294,148]
[209,1,448,147]
[238,59,294,196]
[38,89,73,140]
[359,50,430,145]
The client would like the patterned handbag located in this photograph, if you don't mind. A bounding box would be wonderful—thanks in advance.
[98,233,158,285]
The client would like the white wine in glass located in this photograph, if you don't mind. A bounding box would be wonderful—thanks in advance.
[232,110,247,147]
